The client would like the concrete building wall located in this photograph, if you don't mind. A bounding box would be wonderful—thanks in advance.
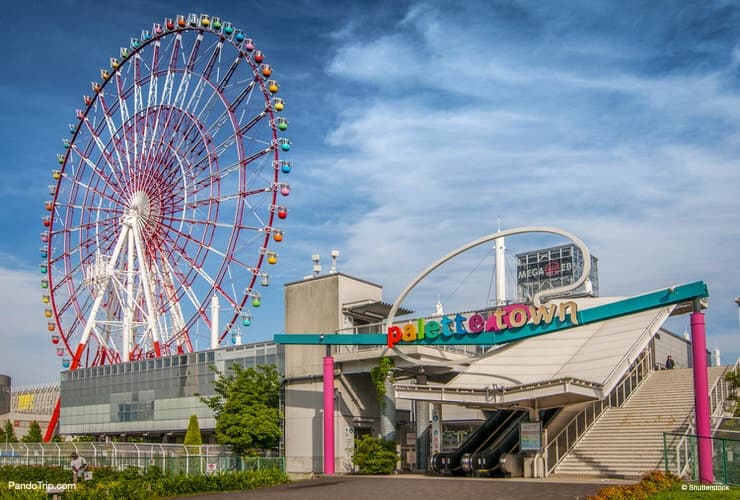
[0,412,52,440]
[0,375,10,416]
[283,273,383,475]
[654,328,701,369]
[283,379,324,473]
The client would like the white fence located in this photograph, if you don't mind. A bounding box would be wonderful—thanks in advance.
[0,442,283,475]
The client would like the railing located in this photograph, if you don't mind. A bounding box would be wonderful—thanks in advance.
[545,348,653,474]
[335,320,386,355]
[663,432,740,485]
[0,443,283,476]
[667,360,738,477]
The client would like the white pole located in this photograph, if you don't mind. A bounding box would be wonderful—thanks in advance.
[123,228,135,362]
[131,221,161,354]
[79,224,130,347]
[495,234,506,305]
[210,294,219,349]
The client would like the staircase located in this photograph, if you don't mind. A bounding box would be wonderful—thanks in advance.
[554,366,729,479]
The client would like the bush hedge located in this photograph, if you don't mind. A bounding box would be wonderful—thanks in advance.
[588,471,684,499]
[0,465,288,499]
[352,435,399,475]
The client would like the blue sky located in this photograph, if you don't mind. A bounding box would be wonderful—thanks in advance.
[1,0,738,386]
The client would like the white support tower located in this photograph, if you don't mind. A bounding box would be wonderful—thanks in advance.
[210,294,220,349]
[495,230,507,305]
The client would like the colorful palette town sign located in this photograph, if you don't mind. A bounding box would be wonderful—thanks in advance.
[386,301,579,348]
[275,281,708,348]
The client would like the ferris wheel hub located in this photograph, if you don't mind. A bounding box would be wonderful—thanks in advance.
[130,191,151,217]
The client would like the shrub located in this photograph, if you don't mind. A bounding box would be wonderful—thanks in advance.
[0,465,288,499]
[352,435,399,474]
[588,470,682,500]
[184,414,202,447]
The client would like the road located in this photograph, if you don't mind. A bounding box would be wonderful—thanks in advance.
[177,474,628,500]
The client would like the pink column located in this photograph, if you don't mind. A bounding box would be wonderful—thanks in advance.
[323,356,335,475]
[691,311,713,484]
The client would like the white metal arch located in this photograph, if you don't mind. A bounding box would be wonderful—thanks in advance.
[385,226,592,367]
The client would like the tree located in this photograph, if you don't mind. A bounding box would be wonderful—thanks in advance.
[184,414,202,446]
[352,435,399,474]
[21,421,42,443]
[726,368,740,418]
[200,364,281,455]
[3,420,17,443]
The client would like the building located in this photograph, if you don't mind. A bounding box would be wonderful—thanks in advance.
[282,272,487,476]
[58,342,278,441]
[516,243,599,302]
[0,382,58,440]
[0,375,9,415]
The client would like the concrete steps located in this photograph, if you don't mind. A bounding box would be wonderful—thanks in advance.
[554,366,728,479]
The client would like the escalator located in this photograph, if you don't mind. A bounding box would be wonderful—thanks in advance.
[431,409,520,475]
[464,407,560,477]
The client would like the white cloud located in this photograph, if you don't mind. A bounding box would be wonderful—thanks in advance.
[0,265,63,386]
[313,4,740,364]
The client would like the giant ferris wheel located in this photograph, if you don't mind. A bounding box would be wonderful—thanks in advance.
[40,13,291,406]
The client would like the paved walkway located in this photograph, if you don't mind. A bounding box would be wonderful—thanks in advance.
[178,475,630,500]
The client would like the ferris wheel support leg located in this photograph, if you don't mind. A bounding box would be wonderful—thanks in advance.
[132,221,162,355]
[123,227,135,362]
[76,224,131,365]
[43,399,62,442]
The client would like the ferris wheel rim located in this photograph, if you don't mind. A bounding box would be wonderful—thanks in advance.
[43,13,289,368]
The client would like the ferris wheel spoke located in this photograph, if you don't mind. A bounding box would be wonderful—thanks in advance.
[242,198,271,227]
[51,214,121,238]
[160,33,182,106]
[133,53,144,120]
[230,80,258,113]
[59,167,125,209]
[113,73,133,173]
[173,215,236,232]
[95,95,129,178]
[207,102,265,146]
[146,39,161,108]
[156,257,188,330]
[141,107,184,175]
[156,252,211,329]
[172,33,203,110]
[77,120,128,191]
[158,222,246,310]
[216,56,241,93]
[50,204,123,236]
[158,219,220,259]
[190,40,223,104]
[198,71,256,141]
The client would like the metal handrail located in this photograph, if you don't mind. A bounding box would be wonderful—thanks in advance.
[667,359,738,477]
[664,431,740,484]
[599,312,666,395]
[545,348,652,474]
